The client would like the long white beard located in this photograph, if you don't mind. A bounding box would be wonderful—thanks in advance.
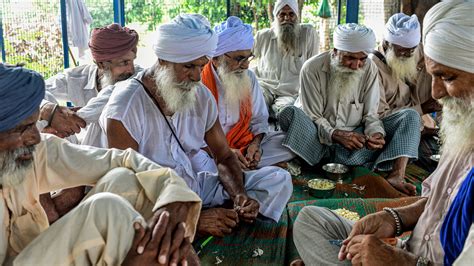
[153,66,199,113]
[385,47,418,82]
[439,96,474,153]
[217,61,251,110]
[274,22,300,53]
[0,146,35,188]
[100,69,114,88]
[329,54,364,100]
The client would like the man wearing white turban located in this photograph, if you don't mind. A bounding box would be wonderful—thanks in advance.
[99,14,292,237]
[279,23,421,196]
[253,0,319,117]
[372,13,441,172]
[194,16,296,173]
[291,2,474,265]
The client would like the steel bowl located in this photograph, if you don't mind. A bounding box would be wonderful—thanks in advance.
[307,178,336,198]
[322,163,349,183]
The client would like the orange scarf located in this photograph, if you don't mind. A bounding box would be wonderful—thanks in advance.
[201,62,253,152]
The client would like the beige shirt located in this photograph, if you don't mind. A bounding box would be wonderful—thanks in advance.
[294,51,385,145]
[253,24,319,97]
[0,134,201,263]
[407,147,474,265]
[371,45,433,118]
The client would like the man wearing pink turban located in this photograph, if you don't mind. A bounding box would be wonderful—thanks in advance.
[40,23,141,141]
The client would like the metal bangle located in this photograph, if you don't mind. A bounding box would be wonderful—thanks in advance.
[383,207,403,236]
[47,104,59,127]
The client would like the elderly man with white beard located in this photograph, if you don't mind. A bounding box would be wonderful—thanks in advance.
[253,0,319,117]
[279,23,422,196]
[0,64,203,265]
[192,16,295,173]
[99,14,292,238]
[41,23,141,141]
[292,2,474,265]
[372,13,441,171]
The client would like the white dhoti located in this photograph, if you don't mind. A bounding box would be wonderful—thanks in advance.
[195,166,292,222]
[190,131,295,173]
[13,168,180,265]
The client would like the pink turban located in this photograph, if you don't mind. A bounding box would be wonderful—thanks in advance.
[89,23,139,62]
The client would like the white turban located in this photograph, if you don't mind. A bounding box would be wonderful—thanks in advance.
[384,13,421,48]
[423,1,474,73]
[333,23,376,53]
[153,14,218,63]
[214,16,254,56]
[273,0,299,18]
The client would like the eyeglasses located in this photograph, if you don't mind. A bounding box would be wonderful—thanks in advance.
[224,53,255,65]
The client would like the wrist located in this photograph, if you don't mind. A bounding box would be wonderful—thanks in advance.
[40,103,54,120]
[383,207,405,236]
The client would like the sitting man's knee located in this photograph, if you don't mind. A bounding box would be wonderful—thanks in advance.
[83,192,129,213]
[95,167,137,187]
[278,106,298,130]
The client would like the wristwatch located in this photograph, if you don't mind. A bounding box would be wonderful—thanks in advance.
[416,256,430,266]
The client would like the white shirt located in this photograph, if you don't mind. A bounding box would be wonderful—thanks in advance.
[212,67,268,136]
[253,24,319,97]
[99,73,218,194]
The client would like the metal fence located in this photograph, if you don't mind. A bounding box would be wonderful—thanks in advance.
[1,0,395,79]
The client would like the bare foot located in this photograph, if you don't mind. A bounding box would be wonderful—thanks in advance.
[290,259,305,266]
[386,176,416,196]
[197,208,239,237]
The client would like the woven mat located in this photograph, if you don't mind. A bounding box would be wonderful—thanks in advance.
[196,197,420,265]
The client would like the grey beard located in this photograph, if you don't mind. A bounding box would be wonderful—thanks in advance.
[438,96,474,153]
[0,146,36,187]
[385,47,418,82]
[152,65,199,114]
[276,23,299,54]
[216,57,251,109]
[99,70,114,88]
[329,53,364,100]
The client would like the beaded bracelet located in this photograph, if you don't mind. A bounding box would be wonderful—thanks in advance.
[383,207,403,236]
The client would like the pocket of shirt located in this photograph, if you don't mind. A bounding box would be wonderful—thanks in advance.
[346,102,365,127]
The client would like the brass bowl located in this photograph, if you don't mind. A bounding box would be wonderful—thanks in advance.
[307,178,336,198]
[322,163,349,183]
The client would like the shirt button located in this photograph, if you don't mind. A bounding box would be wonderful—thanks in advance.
[424,235,430,241]
[447,188,452,194]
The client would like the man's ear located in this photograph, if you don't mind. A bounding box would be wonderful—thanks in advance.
[332,48,338,56]
[382,40,389,50]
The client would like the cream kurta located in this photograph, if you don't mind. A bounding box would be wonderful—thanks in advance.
[253,24,319,98]
[407,147,474,264]
[0,134,201,264]
[372,45,433,118]
[294,51,385,145]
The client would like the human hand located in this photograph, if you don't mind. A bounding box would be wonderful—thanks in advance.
[197,208,239,237]
[245,143,262,170]
[338,211,397,260]
[332,130,367,150]
[421,98,442,114]
[366,133,385,150]
[342,235,417,266]
[233,194,259,223]
[231,148,250,169]
[123,202,193,266]
[40,103,86,137]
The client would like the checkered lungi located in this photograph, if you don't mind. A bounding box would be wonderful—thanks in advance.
[278,106,421,171]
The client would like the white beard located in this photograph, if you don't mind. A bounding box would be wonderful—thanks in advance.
[153,66,199,114]
[217,61,251,110]
[274,22,300,54]
[439,96,474,154]
[0,146,35,188]
[385,47,418,82]
[100,69,114,88]
[329,53,365,101]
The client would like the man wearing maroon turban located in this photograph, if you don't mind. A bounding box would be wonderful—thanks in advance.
[37,24,141,225]
[40,23,141,140]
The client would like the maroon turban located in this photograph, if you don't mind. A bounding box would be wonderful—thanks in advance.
[89,23,139,62]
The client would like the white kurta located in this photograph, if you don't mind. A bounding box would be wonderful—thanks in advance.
[190,67,295,173]
[0,134,201,264]
[43,64,142,146]
[253,24,319,110]
[99,73,293,222]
